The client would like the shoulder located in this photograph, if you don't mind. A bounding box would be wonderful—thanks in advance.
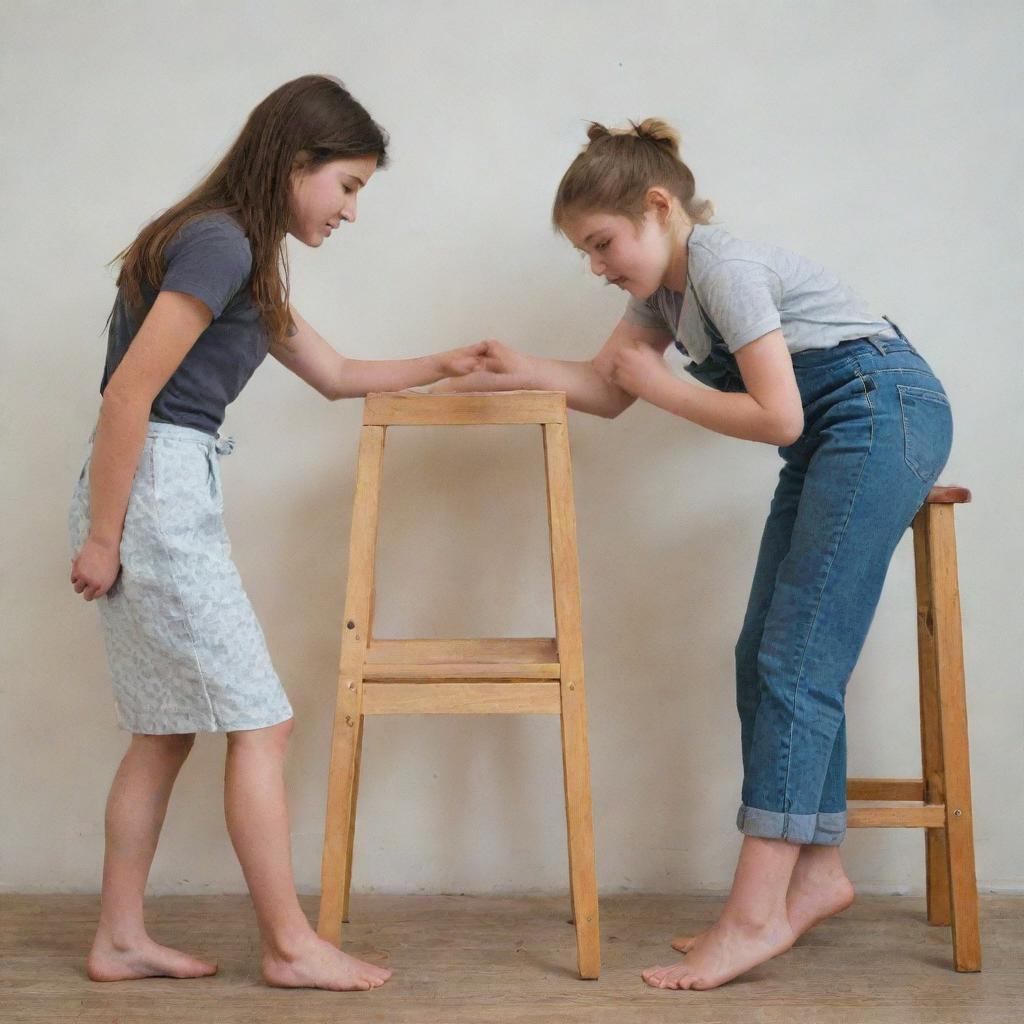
[167,212,253,275]
[689,228,782,296]
[160,212,254,317]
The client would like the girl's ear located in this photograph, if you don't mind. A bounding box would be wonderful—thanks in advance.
[290,149,314,179]
[644,186,675,224]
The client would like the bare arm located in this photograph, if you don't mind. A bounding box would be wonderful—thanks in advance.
[609,328,804,445]
[270,307,486,398]
[436,318,675,419]
[71,290,213,600]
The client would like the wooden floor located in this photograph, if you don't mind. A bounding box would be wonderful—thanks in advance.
[2,893,1020,1023]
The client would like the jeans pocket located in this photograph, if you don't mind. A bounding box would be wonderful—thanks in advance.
[897,383,953,486]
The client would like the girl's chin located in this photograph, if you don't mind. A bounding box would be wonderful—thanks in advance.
[627,282,654,299]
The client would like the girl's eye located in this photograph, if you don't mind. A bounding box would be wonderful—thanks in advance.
[596,240,610,251]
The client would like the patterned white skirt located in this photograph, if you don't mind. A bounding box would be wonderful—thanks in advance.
[69,422,294,734]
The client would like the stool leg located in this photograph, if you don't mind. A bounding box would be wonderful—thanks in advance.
[319,693,362,945]
[913,513,951,926]
[343,588,375,923]
[924,504,981,972]
[544,422,600,979]
[342,714,364,924]
[318,426,386,947]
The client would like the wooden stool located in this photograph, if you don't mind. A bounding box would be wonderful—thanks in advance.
[847,485,981,971]
[317,391,601,979]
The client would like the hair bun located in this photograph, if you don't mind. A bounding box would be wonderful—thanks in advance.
[586,121,612,143]
[629,118,681,155]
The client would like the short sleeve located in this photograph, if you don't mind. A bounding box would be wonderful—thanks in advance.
[161,216,253,318]
[695,260,783,353]
[622,293,668,331]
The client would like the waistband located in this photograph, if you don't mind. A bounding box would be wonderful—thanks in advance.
[87,421,236,455]
[792,319,920,368]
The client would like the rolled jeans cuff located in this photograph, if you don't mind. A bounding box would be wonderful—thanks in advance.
[736,804,847,846]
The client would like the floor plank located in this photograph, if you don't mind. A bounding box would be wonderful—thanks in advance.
[1,893,1020,1023]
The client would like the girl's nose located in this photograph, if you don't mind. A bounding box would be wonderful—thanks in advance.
[589,255,605,277]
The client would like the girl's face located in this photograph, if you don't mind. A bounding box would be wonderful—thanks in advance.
[288,154,379,247]
[561,207,673,299]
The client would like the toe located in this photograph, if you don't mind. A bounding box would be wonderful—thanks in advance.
[644,965,673,987]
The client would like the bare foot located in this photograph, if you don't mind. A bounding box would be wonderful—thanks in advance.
[87,934,218,982]
[644,913,795,991]
[671,865,854,953]
[262,934,392,991]
[785,863,855,938]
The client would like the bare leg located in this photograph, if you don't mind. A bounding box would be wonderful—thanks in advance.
[223,719,391,991]
[87,733,217,982]
[671,844,854,953]
[643,836,799,991]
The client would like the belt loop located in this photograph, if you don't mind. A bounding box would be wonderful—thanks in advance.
[866,335,887,356]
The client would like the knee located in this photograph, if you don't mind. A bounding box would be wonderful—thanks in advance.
[132,732,196,761]
[268,716,295,747]
[227,717,294,754]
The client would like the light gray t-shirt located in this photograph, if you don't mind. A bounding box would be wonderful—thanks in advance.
[623,224,895,365]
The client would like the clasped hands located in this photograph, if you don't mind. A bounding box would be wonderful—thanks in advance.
[434,337,673,398]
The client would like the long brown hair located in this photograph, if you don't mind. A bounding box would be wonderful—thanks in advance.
[552,118,712,231]
[115,75,389,340]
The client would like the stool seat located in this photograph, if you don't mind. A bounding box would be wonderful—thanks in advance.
[927,485,971,504]
[846,482,980,971]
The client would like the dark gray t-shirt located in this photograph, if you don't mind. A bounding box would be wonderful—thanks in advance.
[101,212,271,435]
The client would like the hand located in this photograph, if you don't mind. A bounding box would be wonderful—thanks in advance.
[609,342,672,398]
[71,534,121,601]
[428,338,534,395]
[436,341,489,378]
[478,339,532,387]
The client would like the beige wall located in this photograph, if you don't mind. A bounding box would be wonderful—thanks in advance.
[3,1,1021,895]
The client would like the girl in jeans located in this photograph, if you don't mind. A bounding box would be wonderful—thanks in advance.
[448,118,953,990]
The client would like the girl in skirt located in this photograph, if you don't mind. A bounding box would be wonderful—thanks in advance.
[69,74,486,991]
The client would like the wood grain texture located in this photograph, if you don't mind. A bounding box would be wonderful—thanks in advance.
[2,893,1017,1024]
[363,391,567,426]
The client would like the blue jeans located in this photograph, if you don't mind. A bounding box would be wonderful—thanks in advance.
[707,330,953,845]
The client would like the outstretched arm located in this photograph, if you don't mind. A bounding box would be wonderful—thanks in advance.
[270,307,487,398]
[437,318,675,419]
